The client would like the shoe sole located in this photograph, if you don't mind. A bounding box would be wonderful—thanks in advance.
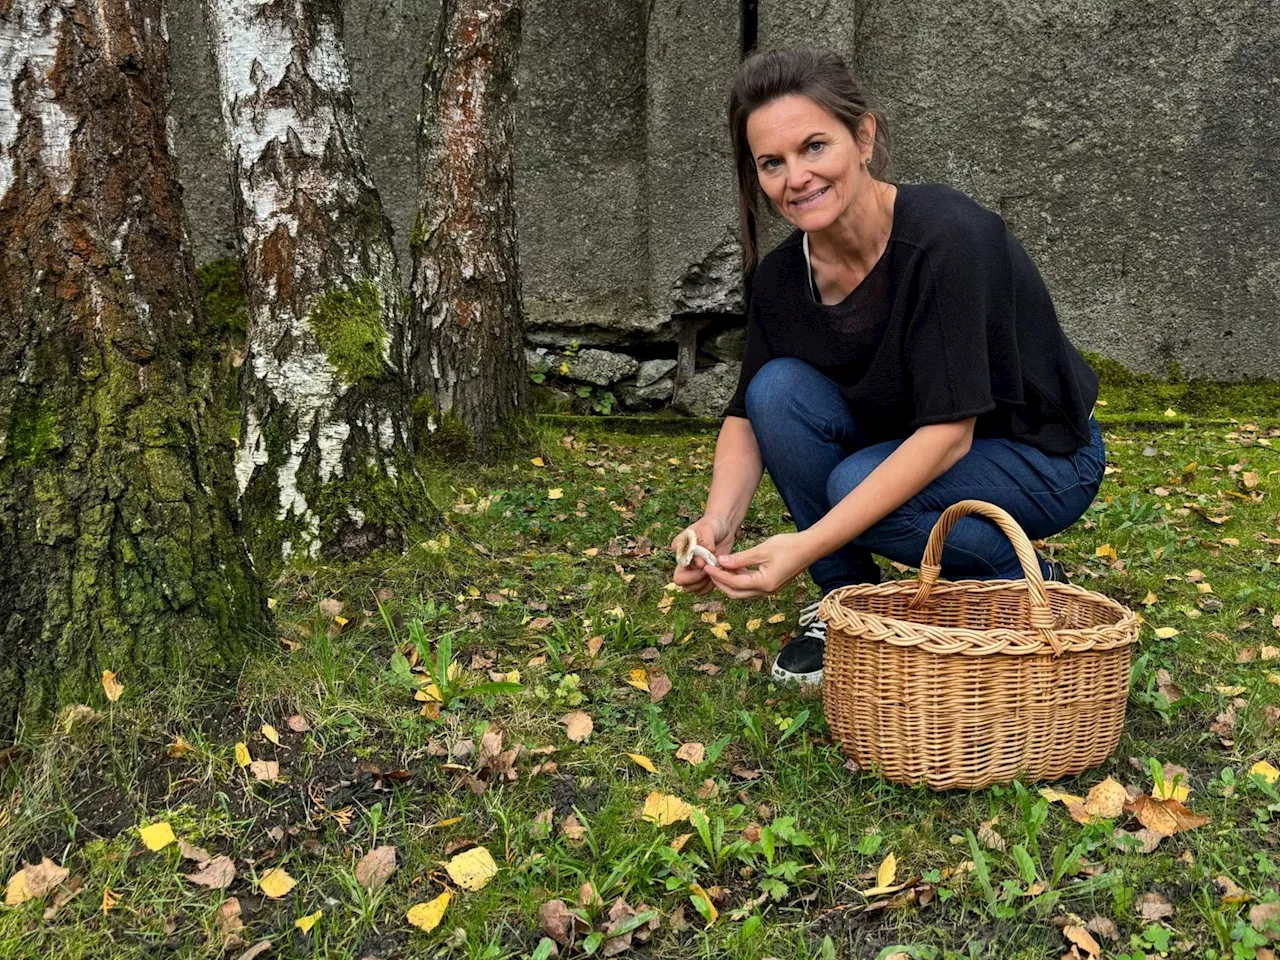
[771,663,823,686]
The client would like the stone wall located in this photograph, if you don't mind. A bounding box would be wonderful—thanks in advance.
[168,0,1280,418]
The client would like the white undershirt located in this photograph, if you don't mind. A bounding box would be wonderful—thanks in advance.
[801,233,818,301]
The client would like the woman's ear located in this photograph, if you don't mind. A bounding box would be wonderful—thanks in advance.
[857,113,877,162]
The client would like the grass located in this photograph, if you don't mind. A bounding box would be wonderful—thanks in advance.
[2,386,1280,959]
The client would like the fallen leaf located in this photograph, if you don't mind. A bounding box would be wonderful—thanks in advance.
[101,887,120,913]
[354,845,397,892]
[977,820,1006,851]
[559,813,587,844]
[1087,915,1119,941]
[1250,901,1280,934]
[625,669,650,692]
[249,760,280,782]
[261,724,280,746]
[1095,544,1117,562]
[670,833,693,852]
[214,898,243,939]
[1154,626,1180,639]
[640,792,693,826]
[1039,787,1085,806]
[861,852,900,896]
[1136,890,1174,920]
[167,736,195,758]
[547,488,564,500]
[4,858,69,905]
[407,891,451,932]
[1142,591,1159,606]
[746,618,762,632]
[286,715,311,732]
[1250,760,1280,784]
[235,941,272,960]
[530,457,545,467]
[1064,924,1101,958]
[675,742,705,765]
[767,613,786,624]
[259,867,296,899]
[689,883,718,925]
[562,711,593,742]
[235,742,252,767]
[185,856,236,890]
[1065,777,1126,823]
[139,822,177,852]
[627,753,657,773]
[101,670,124,703]
[318,598,343,617]
[445,846,498,891]
[648,673,672,703]
[1153,763,1191,802]
[1128,795,1209,836]
[294,909,322,934]
[1113,827,1163,854]
[731,764,762,780]
[695,778,719,800]
[539,899,575,944]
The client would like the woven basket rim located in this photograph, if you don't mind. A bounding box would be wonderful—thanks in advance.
[819,577,1141,657]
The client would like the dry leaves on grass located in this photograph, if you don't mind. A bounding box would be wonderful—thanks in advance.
[258,868,296,899]
[407,891,451,932]
[185,856,237,890]
[627,753,657,773]
[1063,924,1102,958]
[640,792,693,826]
[101,670,124,702]
[1135,891,1174,920]
[861,852,903,897]
[354,845,397,892]
[648,673,673,703]
[445,846,498,891]
[562,711,593,742]
[139,821,177,852]
[675,742,705,765]
[4,858,70,906]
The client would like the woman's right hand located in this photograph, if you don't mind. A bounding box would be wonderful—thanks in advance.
[670,515,736,596]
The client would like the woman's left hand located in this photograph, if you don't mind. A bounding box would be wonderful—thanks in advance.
[703,532,816,599]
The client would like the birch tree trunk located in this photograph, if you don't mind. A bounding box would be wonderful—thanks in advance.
[409,0,528,460]
[0,0,266,740]
[204,0,415,564]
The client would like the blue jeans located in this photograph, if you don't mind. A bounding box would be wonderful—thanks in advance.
[744,357,1106,593]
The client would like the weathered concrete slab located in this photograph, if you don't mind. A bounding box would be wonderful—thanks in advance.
[854,0,1280,379]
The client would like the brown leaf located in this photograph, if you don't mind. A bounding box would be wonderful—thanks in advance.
[1136,891,1175,920]
[1217,874,1249,903]
[1112,827,1162,854]
[249,760,280,782]
[578,882,602,908]
[695,778,719,800]
[977,820,1006,852]
[1063,925,1101,958]
[731,764,762,780]
[539,899,575,944]
[1086,916,1119,941]
[18,858,70,901]
[354,845,397,892]
[1250,901,1280,934]
[648,673,672,703]
[284,712,310,731]
[236,941,273,960]
[1155,669,1184,701]
[318,598,343,617]
[675,742,705,766]
[559,813,587,845]
[562,711,593,742]
[41,876,83,920]
[1127,795,1210,837]
[531,808,554,840]
[214,898,244,940]
[185,856,237,890]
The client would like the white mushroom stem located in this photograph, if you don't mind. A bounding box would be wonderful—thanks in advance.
[674,529,721,568]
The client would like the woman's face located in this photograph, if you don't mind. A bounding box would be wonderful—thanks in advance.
[746,94,874,232]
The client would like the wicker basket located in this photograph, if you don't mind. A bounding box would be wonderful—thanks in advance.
[819,500,1140,791]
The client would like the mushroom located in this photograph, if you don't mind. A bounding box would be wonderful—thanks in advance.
[674,529,720,569]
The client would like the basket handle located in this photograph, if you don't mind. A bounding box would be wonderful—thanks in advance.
[906,499,1063,655]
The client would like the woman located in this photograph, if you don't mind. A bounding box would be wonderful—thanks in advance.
[671,47,1104,686]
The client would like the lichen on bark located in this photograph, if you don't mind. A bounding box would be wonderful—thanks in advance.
[0,0,267,741]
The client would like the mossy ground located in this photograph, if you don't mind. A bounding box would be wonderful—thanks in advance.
[2,382,1279,959]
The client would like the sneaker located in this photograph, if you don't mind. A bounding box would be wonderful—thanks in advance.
[771,600,826,686]
[1043,556,1069,583]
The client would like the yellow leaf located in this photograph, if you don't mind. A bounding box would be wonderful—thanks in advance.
[415,683,443,703]
[445,846,498,892]
[334,615,349,627]
[267,596,278,609]
[709,622,731,640]
[407,890,452,931]
[425,817,463,831]
[1038,787,1085,806]
[547,488,564,500]
[4,869,30,906]
[235,742,252,767]
[667,457,680,466]
[1142,591,1158,606]
[689,883,719,925]
[101,887,120,913]
[294,909,322,934]
[1094,544,1117,562]
[530,457,545,467]
[167,736,195,758]
[1250,761,1280,785]
[767,613,786,624]
[1267,673,1280,686]
[1154,627,1180,639]
[640,792,693,826]
[1164,407,1178,418]
[1152,766,1191,803]
[139,821,176,852]
[101,670,124,703]
[259,867,296,899]
[625,669,650,692]
[861,852,901,896]
[627,753,658,773]
[746,618,762,632]
[261,724,280,746]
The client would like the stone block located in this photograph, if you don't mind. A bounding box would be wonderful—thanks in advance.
[673,362,740,418]
[569,348,640,386]
[635,358,678,388]
[704,327,747,362]
[619,376,675,407]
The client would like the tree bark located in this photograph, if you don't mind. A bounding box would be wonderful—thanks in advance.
[203,0,415,564]
[0,0,267,740]
[409,0,528,460]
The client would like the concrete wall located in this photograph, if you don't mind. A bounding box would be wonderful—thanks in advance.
[167,0,1280,397]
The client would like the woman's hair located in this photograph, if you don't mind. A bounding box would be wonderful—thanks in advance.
[728,46,893,271]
